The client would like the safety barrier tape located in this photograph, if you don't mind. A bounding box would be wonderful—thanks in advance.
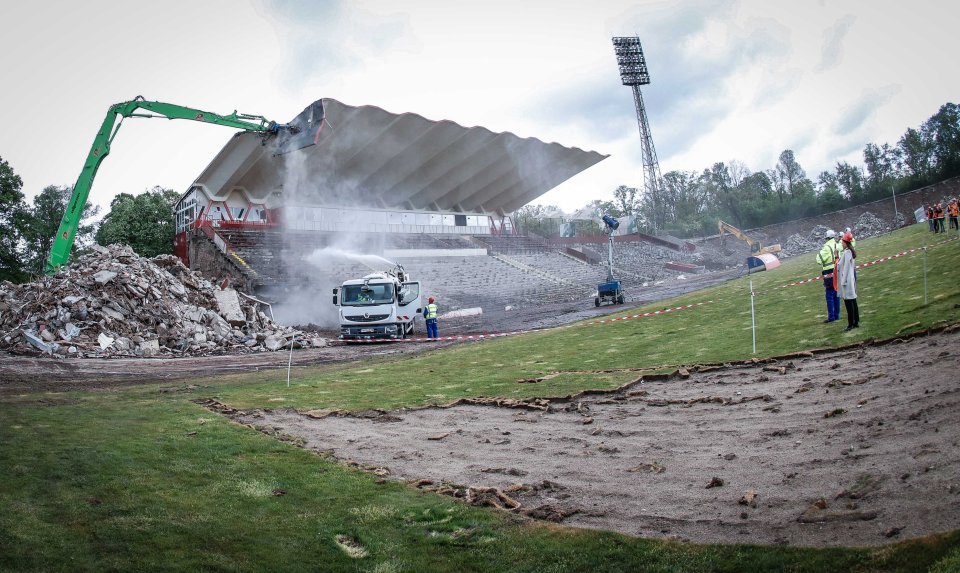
[337,301,713,344]
[580,302,712,326]
[772,236,958,291]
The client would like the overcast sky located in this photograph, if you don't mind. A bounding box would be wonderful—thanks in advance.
[1,0,957,215]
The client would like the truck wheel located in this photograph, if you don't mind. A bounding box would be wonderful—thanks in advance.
[594,297,600,307]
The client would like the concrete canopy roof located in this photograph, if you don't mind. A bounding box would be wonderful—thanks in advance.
[189,98,607,215]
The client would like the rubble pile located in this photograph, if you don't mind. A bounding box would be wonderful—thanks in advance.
[777,212,893,259]
[852,212,891,238]
[0,244,326,358]
[779,234,817,258]
[807,225,832,243]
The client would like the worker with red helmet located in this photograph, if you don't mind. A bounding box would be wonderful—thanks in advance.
[425,296,439,339]
[837,231,859,331]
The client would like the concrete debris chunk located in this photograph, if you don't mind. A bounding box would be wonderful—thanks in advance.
[92,270,118,284]
[0,243,325,358]
[98,332,115,350]
[139,339,160,357]
[263,335,285,351]
[213,288,246,325]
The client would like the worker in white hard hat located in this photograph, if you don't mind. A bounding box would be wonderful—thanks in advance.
[816,230,841,323]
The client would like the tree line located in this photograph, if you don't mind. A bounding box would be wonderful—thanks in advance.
[0,157,177,283]
[516,102,960,238]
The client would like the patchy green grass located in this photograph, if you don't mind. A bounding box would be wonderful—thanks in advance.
[1,224,958,572]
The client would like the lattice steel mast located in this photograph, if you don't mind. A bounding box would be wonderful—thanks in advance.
[612,36,662,231]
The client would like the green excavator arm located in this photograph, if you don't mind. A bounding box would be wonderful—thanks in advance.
[44,96,293,274]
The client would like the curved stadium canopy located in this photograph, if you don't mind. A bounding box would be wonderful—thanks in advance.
[190,99,607,215]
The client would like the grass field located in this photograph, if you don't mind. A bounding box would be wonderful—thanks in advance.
[2,224,959,572]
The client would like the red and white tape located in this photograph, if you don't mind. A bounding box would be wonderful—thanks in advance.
[582,302,712,325]
[338,301,713,344]
[774,237,957,290]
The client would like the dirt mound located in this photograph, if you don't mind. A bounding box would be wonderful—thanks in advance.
[0,244,326,358]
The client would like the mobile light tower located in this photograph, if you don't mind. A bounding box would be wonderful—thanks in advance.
[612,36,662,232]
[594,214,625,307]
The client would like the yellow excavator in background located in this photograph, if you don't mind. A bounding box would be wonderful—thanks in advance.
[718,220,782,255]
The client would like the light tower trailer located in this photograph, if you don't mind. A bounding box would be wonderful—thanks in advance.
[595,214,625,307]
[332,264,423,340]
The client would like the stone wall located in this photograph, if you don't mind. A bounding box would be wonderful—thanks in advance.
[703,176,960,248]
[187,230,253,292]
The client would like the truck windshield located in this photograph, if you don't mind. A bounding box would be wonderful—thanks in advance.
[341,283,394,305]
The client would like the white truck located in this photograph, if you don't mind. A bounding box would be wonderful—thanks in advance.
[332,264,423,340]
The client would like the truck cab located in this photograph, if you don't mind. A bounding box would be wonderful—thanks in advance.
[333,269,422,340]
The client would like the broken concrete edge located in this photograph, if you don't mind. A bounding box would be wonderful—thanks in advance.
[191,321,960,423]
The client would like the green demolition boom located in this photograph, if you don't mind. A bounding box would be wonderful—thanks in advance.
[45,96,301,275]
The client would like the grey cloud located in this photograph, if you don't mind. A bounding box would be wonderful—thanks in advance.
[751,70,801,109]
[833,87,899,134]
[817,14,856,71]
[825,137,867,162]
[257,0,412,90]
[524,0,792,164]
[791,129,817,157]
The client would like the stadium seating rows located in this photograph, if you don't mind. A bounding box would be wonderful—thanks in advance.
[210,229,702,310]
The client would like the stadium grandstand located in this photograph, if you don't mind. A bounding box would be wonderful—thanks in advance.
[172,98,708,322]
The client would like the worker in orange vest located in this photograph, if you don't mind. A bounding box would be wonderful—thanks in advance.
[948,199,959,231]
[935,202,946,233]
[927,205,935,232]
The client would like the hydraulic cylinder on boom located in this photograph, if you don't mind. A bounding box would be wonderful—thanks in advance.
[45,96,306,274]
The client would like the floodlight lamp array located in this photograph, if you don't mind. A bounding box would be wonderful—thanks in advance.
[612,36,650,86]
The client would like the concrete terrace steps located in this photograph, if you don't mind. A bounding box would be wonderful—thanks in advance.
[191,228,709,314]
[488,253,578,288]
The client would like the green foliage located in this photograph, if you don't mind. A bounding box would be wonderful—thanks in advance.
[17,185,99,278]
[612,184,638,216]
[513,204,563,237]
[0,156,29,282]
[95,186,178,257]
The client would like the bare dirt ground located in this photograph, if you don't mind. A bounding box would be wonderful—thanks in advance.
[229,328,960,547]
[0,344,436,394]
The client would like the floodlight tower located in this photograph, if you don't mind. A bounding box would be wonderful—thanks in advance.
[612,36,662,232]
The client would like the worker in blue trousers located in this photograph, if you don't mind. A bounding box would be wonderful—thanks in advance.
[816,230,841,323]
[425,297,439,339]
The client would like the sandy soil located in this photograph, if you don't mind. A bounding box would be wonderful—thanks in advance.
[231,328,960,547]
